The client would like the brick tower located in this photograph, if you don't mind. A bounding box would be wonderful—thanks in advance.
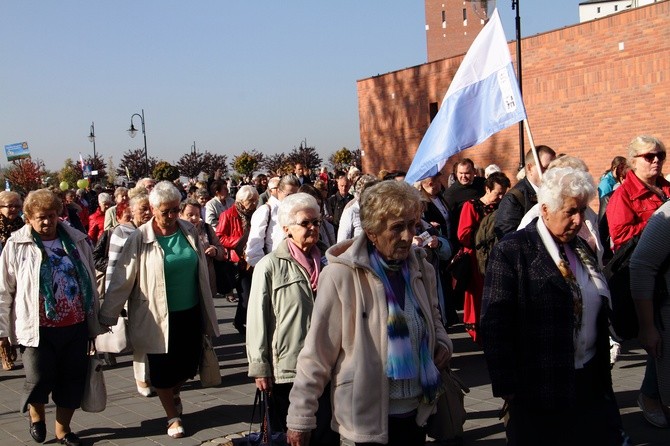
[425,0,488,62]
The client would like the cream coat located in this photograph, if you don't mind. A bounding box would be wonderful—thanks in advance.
[286,234,453,444]
[99,218,219,354]
[0,223,105,346]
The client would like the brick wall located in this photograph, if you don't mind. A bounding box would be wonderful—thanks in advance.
[359,1,670,187]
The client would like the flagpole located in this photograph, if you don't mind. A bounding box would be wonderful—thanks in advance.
[524,119,542,180]
[513,0,525,172]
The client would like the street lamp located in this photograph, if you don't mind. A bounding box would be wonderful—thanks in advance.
[88,121,96,159]
[127,109,149,178]
[191,141,197,155]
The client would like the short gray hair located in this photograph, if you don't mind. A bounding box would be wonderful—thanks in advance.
[97,192,112,205]
[360,180,422,235]
[236,185,259,203]
[149,181,182,207]
[537,167,595,213]
[277,193,320,226]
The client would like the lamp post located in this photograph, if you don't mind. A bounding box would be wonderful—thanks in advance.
[191,141,197,155]
[127,109,149,178]
[88,121,96,159]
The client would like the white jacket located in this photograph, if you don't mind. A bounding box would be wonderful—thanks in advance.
[99,219,220,354]
[0,223,104,346]
[245,196,286,267]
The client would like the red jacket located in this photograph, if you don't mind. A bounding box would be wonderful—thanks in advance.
[88,208,105,244]
[215,206,244,263]
[606,171,670,251]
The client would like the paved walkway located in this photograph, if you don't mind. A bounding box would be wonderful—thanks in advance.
[0,298,667,445]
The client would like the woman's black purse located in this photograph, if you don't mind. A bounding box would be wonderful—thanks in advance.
[232,389,287,446]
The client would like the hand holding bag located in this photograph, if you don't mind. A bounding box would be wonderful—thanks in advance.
[199,335,222,388]
[232,389,288,446]
[81,354,107,413]
[95,316,132,354]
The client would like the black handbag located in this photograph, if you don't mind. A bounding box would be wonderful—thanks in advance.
[232,389,287,446]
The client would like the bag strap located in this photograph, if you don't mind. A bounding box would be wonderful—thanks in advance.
[248,388,262,436]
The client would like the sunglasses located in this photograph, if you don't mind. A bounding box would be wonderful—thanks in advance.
[295,218,321,228]
[635,151,666,163]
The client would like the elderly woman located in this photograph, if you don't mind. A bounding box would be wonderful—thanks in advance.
[100,181,219,439]
[457,172,510,343]
[247,192,338,445]
[606,135,670,427]
[0,191,23,369]
[179,198,227,300]
[0,191,24,246]
[630,201,670,428]
[286,181,452,446]
[336,174,378,242]
[480,168,624,444]
[101,191,154,394]
[0,189,103,446]
[216,185,259,334]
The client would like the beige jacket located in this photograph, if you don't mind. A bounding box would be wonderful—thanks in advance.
[99,219,219,353]
[0,223,105,346]
[286,235,452,444]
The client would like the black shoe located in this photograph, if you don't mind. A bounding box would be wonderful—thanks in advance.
[58,432,81,446]
[29,420,46,443]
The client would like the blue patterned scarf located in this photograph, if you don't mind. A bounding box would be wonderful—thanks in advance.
[32,224,94,320]
[369,247,442,403]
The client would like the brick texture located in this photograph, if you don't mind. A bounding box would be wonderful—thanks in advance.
[358,1,670,188]
[425,0,486,62]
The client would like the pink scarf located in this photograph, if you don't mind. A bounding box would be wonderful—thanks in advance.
[287,239,321,292]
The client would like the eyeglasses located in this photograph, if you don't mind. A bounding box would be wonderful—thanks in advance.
[0,204,20,209]
[159,207,180,217]
[294,218,321,228]
[635,152,666,163]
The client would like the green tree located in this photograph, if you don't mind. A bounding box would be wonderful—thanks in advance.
[153,161,180,181]
[58,158,80,190]
[328,147,353,171]
[231,150,265,179]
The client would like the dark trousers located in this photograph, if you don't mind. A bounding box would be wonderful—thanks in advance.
[505,360,623,445]
[20,322,89,413]
[234,270,252,329]
[355,413,426,446]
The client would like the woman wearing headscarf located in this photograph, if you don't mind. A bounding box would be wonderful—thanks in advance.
[286,181,452,446]
[100,181,219,439]
[0,189,103,446]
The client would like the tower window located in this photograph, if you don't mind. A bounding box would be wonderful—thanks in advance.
[429,102,439,122]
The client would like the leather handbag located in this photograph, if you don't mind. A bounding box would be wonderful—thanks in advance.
[199,335,222,388]
[232,389,287,446]
[426,367,469,443]
[81,355,107,413]
[95,316,131,354]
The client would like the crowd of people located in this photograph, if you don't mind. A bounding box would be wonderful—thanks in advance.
[0,138,668,445]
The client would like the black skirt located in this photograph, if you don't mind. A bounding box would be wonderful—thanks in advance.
[147,305,202,389]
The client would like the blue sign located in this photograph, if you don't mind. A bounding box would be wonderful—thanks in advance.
[4,142,31,162]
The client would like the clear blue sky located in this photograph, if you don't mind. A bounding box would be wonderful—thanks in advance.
[0,1,583,172]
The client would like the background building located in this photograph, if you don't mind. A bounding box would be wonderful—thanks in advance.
[579,0,659,22]
[425,0,487,61]
[358,1,670,182]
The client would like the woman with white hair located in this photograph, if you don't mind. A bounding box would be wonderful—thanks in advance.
[100,181,219,439]
[246,192,338,444]
[481,167,624,444]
